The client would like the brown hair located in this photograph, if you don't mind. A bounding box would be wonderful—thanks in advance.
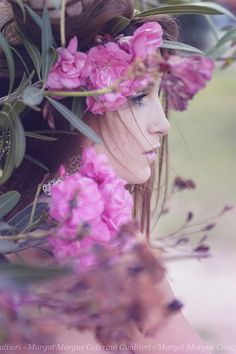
[1,0,179,242]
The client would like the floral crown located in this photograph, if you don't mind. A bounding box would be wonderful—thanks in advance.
[46,21,214,115]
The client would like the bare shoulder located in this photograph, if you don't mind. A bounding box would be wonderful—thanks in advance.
[54,276,209,354]
[130,275,211,354]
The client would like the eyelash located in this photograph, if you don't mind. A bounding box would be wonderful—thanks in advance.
[131,93,148,105]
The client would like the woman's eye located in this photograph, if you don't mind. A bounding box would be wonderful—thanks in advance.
[131,93,148,105]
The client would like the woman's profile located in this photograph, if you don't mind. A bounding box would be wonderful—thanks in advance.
[0,0,222,353]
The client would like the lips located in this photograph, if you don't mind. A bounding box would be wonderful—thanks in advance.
[143,146,160,162]
[145,151,157,162]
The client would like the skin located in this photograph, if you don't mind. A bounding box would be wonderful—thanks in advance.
[80,80,170,184]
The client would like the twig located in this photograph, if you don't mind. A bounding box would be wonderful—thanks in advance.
[28,176,48,229]
[60,0,67,47]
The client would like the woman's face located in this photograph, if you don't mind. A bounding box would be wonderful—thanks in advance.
[80,80,170,184]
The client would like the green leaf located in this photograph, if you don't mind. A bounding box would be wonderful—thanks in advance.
[32,130,79,136]
[10,45,30,77]
[0,108,15,184]
[25,5,43,28]
[24,154,49,172]
[11,108,26,168]
[0,33,15,94]
[41,7,54,85]
[161,40,203,54]
[49,47,58,68]
[206,28,236,58]
[15,0,26,23]
[135,2,236,19]
[7,202,49,233]
[21,36,42,79]
[25,132,57,141]
[1,104,26,173]
[11,101,26,118]
[14,72,35,96]
[109,16,131,37]
[46,97,103,144]
[0,240,19,253]
[0,222,15,233]
[22,86,44,107]
[71,97,85,131]
[0,191,20,219]
[72,97,85,120]
[0,264,70,285]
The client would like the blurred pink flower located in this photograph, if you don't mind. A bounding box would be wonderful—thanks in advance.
[131,22,163,59]
[50,174,104,224]
[48,147,133,269]
[100,178,133,235]
[159,55,215,111]
[47,36,88,90]
[79,146,116,183]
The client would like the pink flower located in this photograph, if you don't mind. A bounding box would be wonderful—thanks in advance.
[131,22,163,59]
[47,37,88,90]
[48,237,81,260]
[48,147,133,269]
[100,177,133,235]
[79,146,116,183]
[86,92,128,115]
[85,42,133,114]
[46,22,165,114]
[87,42,132,88]
[50,174,104,224]
[159,55,215,111]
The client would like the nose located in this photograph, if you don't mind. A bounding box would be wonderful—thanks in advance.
[148,102,171,136]
[154,116,171,136]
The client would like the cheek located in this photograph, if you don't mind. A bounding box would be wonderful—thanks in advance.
[95,141,152,184]
[83,112,152,184]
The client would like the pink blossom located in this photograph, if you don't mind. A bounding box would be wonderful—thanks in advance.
[85,42,133,114]
[86,93,128,115]
[48,237,81,261]
[47,36,88,90]
[79,146,116,183]
[100,177,133,235]
[159,55,215,111]
[46,22,165,114]
[87,42,132,88]
[48,147,133,269]
[50,174,104,224]
[131,22,163,59]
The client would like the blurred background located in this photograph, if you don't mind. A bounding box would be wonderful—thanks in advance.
[165,67,235,353]
[144,0,236,352]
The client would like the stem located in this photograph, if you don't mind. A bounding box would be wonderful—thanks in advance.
[0,230,49,241]
[27,176,48,229]
[44,86,114,98]
[157,208,223,241]
[216,57,236,61]
[162,252,211,263]
[60,0,67,47]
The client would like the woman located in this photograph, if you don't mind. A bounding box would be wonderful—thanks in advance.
[0,0,214,352]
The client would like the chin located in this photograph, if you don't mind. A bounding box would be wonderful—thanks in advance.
[128,165,152,185]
